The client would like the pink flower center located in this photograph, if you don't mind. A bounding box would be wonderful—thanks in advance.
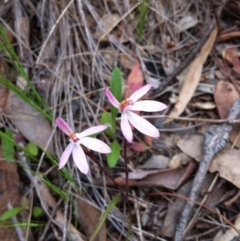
[69,132,80,143]
[120,99,133,111]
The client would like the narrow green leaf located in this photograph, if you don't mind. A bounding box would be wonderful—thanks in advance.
[0,222,44,228]
[2,129,14,163]
[90,195,120,241]
[32,207,43,218]
[0,207,25,221]
[100,112,114,138]
[110,67,122,125]
[26,142,39,156]
[107,141,121,168]
[137,0,150,43]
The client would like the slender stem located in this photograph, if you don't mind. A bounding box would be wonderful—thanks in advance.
[123,138,129,202]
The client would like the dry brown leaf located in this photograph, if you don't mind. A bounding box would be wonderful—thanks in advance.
[0,147,21,241]
[107,162,197,190]
[209,149,240,188]
[165,26,218,122]
[5,92,53,153]
[214,80,239,119]
[78,198,107,241]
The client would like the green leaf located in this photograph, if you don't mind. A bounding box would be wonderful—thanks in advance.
[110,67,122,126]
[107,141,121,168]
[2,129,14,163]
[0,207,25,221]
[100,112,114,138]
[32,207,42,218]
[26,142,38,156]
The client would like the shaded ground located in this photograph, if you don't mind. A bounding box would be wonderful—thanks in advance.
[1,0,240,240]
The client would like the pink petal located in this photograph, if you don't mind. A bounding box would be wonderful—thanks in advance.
[56,117,73,136]
[126,100,167,112]
[129,83,152,102]
[78,125,107,138]
[121,112,133,142]
[126,111,160,138]
[80,137,111,153]
[105,88,120,109]
[59,142,74,169]
[72,145,89,174]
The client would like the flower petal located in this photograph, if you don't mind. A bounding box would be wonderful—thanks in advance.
[129,83,152,102]
[126,111,160,138]
[72,145,89,174]
[80,137,111,153]
[126,100,167,112]
[105,88,120,109]
[59,142,74,169]
[78,125,107,138]
[56,117,73,136]
[121,112,133,142]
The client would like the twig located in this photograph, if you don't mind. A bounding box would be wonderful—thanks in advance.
[175,98,240,241]
[131,115,240,124]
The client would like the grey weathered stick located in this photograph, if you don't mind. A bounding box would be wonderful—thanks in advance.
[175,98,240,241]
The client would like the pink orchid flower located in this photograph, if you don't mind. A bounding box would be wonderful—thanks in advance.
[105,83,167,143]
[56,117,111,174]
